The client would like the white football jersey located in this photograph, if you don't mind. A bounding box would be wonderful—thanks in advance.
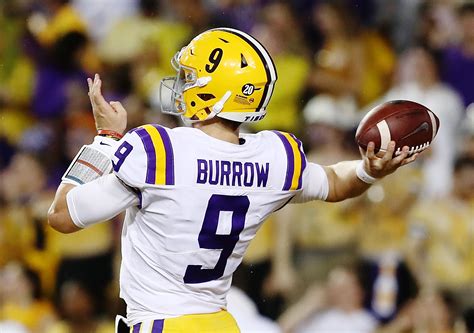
[76,125,328,325]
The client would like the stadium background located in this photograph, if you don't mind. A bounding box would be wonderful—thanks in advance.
[0,0,473,332]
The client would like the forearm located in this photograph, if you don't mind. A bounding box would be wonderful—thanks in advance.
[323,160,371,202]
[48,183,80,233]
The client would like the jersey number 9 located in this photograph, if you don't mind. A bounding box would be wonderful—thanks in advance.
[184,194,249,284]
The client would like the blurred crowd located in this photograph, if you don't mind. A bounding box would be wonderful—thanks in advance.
[0,0,473,332]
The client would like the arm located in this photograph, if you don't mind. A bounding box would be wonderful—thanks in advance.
[48,74,128,233]
[48,174,139,233]
[48,183,80,233]
[323,141,418,202]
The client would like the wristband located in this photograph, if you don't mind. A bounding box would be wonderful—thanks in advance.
[98,129,123,141]
[356,161,377,184]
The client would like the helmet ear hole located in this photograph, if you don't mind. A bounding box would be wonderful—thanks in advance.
[197,93,216,101]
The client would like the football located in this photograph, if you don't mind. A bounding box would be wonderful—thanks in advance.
[356,100,440,156]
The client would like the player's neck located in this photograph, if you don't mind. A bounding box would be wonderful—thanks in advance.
[193,118,240,145]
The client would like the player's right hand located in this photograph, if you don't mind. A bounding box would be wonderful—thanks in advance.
[87,74,127,135]
[361,141,419,179]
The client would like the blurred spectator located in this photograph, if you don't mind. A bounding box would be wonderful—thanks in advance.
[416,0,460,53]
[227,286,281,333]
[209,0,263,33]
[0,153,58,291]
[460,103,474,158]
[407,156,474,309]
[356,166,421,321]
[378,46,464,199]
[168,0,210,36]
[279,265,378,333]
[49,281,114,333]
[441,2,474,107]
[72,0,138,41]
[251,2,310,134]
[0,262,56,332]
[307,1,364,117]
[378,289,459,333]
[32,31,89,119]
[29,0,87,47]
[99,0,190,106]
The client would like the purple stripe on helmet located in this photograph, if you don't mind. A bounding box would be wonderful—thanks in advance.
[273,131,294,191]
[154,125,175,185]
[290,133,306,190]
[151,319,164,333]
[132,323,141,333]
[135,128,156,184]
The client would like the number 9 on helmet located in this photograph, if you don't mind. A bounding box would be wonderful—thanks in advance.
[159,28,278,123]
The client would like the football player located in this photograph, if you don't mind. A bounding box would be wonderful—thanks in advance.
[48,28,418,333]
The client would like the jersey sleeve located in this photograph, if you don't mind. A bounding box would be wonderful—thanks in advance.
[112,124,175,188]
[67,173,139,228]
[292,162,329,203]
[270,130,329,202]
[271,131,307,191]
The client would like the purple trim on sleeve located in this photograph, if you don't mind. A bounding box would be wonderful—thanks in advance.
[135,128,156,184]
[153,125,175,185]
[151,319,164,333]
[290,133,306,190]
[272,131,294,191]
[132,323,141,333]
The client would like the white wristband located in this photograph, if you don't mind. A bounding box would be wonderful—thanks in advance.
[356,161,377,184]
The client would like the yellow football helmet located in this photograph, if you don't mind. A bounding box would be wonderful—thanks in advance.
[160,28,277,123]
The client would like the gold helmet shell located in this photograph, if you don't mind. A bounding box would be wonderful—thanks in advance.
[160,28,277,123]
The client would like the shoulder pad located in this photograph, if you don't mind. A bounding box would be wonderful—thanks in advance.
[112,124,175,187]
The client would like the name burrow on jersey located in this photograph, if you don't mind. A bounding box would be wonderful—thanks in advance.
[196,159,269,187]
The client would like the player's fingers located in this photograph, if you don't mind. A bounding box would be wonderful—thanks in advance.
[87,78,93,93]
[391,145,409,165]
[91,75,110,111]
[381,141,396,162]
[401,152,419,166]
[366,142,376,160]
[110,101,127,115]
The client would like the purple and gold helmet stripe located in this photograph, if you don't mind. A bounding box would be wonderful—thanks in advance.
[273,131,306,191]
[135,125,175,185]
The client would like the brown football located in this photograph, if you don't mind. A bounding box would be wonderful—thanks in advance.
[356,100,440,156]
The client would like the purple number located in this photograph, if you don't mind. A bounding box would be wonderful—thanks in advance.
[184,194,250,284]
[113,141,133,172]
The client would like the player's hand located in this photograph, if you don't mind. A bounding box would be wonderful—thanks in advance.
[87,74,127,134]
[360,141,419,178]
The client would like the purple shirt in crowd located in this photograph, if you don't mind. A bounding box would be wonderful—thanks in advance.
[442,47,474,108]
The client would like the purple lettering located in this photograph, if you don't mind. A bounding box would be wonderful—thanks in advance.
[243,162,254,187]
[256,163,269,187]
[232,162,243,186]
[197,159,208,184]
[209,160,220,185]
[220,161,231,186]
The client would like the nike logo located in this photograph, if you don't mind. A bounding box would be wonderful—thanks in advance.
[99,141,111,146]
[400,122,429,141]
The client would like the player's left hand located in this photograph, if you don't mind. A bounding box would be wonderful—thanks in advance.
[87,74,127,135]
[361,141,419,179]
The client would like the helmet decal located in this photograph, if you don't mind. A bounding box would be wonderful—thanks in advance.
[216,27,278,112]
